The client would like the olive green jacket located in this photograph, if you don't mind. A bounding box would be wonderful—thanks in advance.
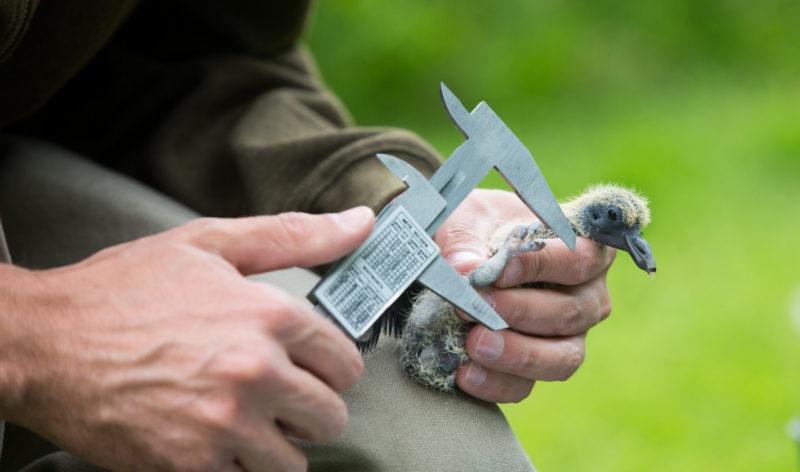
[0,0,442,465]
[0,0,442,216]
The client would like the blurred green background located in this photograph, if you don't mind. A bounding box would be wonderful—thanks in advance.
[305,1,800,470]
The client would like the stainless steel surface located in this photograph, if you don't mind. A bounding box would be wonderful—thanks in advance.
[432,83,576,249]
[375,153,447,229]
[310,83,574,340]
[417,256,508,330]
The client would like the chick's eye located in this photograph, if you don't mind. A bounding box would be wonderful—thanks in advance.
[607,209,618,221]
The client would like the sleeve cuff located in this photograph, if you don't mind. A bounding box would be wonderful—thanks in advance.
[288,128,442,215]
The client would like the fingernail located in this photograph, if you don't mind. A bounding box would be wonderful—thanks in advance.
[476,329,504,361]
[465,363,487,387]
[334,206,374,230]
[446,251,481,267]
[499,257,523,286]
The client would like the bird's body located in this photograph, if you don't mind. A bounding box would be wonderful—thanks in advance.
[400,185,655,392]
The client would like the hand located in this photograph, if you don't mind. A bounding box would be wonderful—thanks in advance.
[433,189,615,403]
[1,207,374,471]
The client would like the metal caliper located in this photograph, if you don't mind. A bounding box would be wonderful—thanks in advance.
[308,83,576,341]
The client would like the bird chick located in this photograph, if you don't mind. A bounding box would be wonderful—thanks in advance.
[400,184,656,392]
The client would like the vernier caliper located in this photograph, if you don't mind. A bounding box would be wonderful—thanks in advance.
[308,83,576,342]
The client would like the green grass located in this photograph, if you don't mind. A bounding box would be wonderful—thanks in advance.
[490,82,800,471]
[307,3,800,469]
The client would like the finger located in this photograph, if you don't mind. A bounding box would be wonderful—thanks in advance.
[454,288,495,322]
[285,318,364,393]
[235,423,307,472]
[182,207,374,275]
[433,198,499,273]
[270,364,349,443]
[256,284,363,393]
[456,361,535,403]
[496,237,616,287]
[465,327,586,381]
[436,224,491,275]
[486,277,612,336]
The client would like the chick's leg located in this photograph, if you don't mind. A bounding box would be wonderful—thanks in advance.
[469,223,546,287]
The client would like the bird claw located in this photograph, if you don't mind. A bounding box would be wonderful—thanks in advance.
[505,224,546,257]
[517,238,546,255]
[514,224,530,240]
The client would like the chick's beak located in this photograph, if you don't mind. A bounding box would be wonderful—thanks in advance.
[624,231,656,274]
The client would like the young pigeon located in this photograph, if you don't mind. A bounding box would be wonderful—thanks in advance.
[400,184,656,392]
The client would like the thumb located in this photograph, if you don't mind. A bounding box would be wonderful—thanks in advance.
[187,207,374,275]
[435,227,492,275]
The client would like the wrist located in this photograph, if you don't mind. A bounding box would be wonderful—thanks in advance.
[0,264,58,423]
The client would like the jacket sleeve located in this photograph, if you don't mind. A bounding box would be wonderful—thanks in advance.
[145,46,442,217]
[11,0,442,217]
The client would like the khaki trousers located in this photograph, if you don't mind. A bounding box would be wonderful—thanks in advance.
[0,136,535,472]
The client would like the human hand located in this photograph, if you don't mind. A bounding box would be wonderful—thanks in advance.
[433,189,615,403]
[3,207,374,471]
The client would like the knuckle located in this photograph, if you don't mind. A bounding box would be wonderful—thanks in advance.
[242,356,276,383]
[507,345,536,375]
[263,309,296,338]
[558,297,583,335]
[189,217,232,242]
[280,308,320,344]
[260,295,304,336]
[275,212,314,247]
[225,349,279,384]
[438,220,483,253]
[558,342,585,381]
[498,299,522,328]
[199,395,240,430]
[267,212,328,266]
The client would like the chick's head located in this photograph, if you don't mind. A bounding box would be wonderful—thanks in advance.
[564,185,656,274]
